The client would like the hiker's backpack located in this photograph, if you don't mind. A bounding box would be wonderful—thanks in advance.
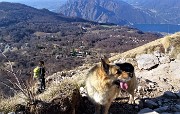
[33,66,40,78]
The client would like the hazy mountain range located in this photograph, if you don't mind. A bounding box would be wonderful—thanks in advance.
[122,0,180,24]
[59,0,180,25]
[0,0,66,11]
[2,0,179,25]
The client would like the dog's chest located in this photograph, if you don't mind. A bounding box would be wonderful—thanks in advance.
[93,92,109,105]
[90,85,117,105]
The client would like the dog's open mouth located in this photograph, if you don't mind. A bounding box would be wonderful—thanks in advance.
[113,80,128,90]
[120,81,128,90]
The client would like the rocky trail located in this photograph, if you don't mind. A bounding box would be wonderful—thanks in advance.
[76,51,180,114]
[5,51,179,114]
[45,50,180,114]
[1,33,180,114]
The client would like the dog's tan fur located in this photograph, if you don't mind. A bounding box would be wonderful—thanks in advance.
[85,57,137,114]
[118,71,137,104]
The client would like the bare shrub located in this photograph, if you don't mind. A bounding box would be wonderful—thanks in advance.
[0,52,37,112]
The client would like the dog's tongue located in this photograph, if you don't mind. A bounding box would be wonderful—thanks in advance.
[120,82,128,90]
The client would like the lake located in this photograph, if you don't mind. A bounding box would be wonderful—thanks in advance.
[132,24,180,34]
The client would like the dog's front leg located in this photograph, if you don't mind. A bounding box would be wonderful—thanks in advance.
[102,102,111,114]
[128,91,134,104]
[95,104,101,114]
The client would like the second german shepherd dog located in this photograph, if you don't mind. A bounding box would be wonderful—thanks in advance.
[85,57,137,114]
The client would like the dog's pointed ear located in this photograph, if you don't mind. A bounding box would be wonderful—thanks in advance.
[103,55,110,63]
[101,56,110,74]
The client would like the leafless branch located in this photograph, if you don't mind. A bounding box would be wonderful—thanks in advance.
[0,52,36,102]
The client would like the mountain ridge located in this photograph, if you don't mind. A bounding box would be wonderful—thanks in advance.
[59,0,180,25]
[122,0,180,24]
[59,0,166,25]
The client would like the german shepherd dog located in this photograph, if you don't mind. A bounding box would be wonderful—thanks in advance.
[85,57,137,114]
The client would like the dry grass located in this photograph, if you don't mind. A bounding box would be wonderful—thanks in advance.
[109,38,163,62]
[0,93,25,113]
[161,32,180,58]
[37,77,79,102]
[109,32,180,61]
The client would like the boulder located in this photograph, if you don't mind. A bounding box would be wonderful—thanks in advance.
[159,56,171,64]
[136,54,159,70]
[169,60,180,80]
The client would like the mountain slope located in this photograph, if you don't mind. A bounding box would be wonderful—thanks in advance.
[122,0,180,24]
[0,2,93,42]
[0,2,89,27]
[0,2,162,97]
[59,0,165,25]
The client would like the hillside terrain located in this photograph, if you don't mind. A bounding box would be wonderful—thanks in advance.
[0,1,179,114]
[0,2,161,96]
[0,31,180,114]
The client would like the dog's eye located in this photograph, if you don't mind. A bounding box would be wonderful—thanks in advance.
[117,69,122,74]
[129,72,133,78]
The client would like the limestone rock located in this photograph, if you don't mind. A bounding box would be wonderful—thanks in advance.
[159,55,170,64]
[136,54,159,70]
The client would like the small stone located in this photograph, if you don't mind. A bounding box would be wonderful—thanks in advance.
[135,99,143,108]
[80,87,85,92]
[137,86,142,92]
[153,51,162,57]
[143,96,149,99]
[159,56,170,64]
[144,99,159,108]
[8,112,15,114]
[16,112,23,114]
[163,91,177,99]
[81,93,87,97]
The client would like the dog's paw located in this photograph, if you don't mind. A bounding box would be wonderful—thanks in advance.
[128,99,134,104]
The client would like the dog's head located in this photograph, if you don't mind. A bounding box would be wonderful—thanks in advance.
[100,57,134,90]
[115,63,134,82]
[114,63,134,90]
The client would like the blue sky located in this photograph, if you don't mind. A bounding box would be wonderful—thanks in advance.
[0,0,66,2]
[0,0,67,11]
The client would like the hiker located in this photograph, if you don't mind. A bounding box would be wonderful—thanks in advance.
[33,60,46,93]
